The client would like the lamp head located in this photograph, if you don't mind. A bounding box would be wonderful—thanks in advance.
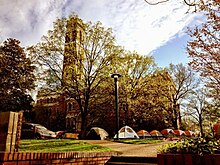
[111,73,121,79]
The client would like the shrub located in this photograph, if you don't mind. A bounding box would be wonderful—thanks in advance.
[158,137,220,155]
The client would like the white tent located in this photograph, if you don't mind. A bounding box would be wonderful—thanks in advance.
[114,126,139,139]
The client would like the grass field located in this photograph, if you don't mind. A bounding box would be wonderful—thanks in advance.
[19,139,165,152]
[116,139,165,144]
[19,139,113,152]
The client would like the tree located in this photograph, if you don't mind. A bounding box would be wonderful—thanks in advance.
[167,63,199,129]
[141,69,176,130]
[87,52,174,133]
[182,88,220,137]
[187,0,220,98]
[117,53,157,128]
[33,104,66,131]
[144,0,198,5]
[0,38,35,112]
[205,99,220,120]
[109,52,174,131]
[183,88,209,136]
[84,75,115,136]
[28,15,122,137]
[144,0,201,12]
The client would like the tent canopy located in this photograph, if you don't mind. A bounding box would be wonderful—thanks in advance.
[137,130,151,139]
[150,130,163,137]
[184,130,195,137]
[173,130,185,136]
[86,127,109,140]
[137,130,151,137]
[161,129,174,135]
[114,126,139,139]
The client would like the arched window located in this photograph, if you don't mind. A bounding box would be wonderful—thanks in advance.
[67,102,72,111]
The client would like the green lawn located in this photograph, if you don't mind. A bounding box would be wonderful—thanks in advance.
[116,139,165,144]
[19,139,113,152]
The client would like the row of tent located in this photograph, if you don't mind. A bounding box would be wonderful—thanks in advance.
[86,126,199,140]
[139,129,199,138]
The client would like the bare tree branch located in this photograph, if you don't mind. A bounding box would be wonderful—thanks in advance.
[144,0,197,6]
[184,0,196,6]
[144,0,169,5]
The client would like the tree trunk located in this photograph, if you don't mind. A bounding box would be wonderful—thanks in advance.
[173,105,178,129]
[79,92,90,139]
[79,112,87,139]
[199,114,204,137]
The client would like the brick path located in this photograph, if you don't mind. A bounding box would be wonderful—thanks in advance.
[82,140,175,157]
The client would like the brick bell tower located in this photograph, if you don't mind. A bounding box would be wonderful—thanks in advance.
[62,16,85,86]
[62,16,85,132]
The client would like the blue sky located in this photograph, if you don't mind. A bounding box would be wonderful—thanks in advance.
[152,35,190,67]
[0,0,203,68]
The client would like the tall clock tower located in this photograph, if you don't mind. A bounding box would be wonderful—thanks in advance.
[62,16,85,86]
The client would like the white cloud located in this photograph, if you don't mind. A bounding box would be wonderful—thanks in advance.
[0,0,66,45]
[0,0,202,55]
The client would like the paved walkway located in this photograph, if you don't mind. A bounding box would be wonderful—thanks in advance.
[82,140,175,157]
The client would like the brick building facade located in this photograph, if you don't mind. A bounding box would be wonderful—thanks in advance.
[36,91,81,132]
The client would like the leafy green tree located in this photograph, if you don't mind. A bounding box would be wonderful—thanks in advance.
[85,76,115,136]
[140,69,176,130]
[117,53,172,131]
[116,53,156,127]
[28,15,122,137]
[0,38,35,112]
[87,52,159,132]
[87,52,173,133]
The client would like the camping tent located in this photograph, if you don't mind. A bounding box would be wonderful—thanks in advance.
[150,130,163,139]
[173,130,185,137]
[161,129,174,138]
[86,127,109,140]
[161,129,174,135]
[136,130,151,139]
[114,126,139,139]
[184,130,195,137]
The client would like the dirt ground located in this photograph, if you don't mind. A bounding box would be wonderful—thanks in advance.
[82,140,175,157]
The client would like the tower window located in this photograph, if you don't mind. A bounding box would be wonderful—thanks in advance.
[68,102,72,111]
[80,31,82,43]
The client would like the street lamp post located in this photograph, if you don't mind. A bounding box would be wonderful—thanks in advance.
[111,73,121,140]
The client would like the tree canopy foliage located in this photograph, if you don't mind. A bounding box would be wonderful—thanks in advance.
[28,13,203,135]
[28,14,124,136]
[28,14,180,134]
[187,0,220,98]
[0,38,35,112]
[87,52,175,132]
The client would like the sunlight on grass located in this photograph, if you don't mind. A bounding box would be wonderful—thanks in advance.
[19,139,113,152]
[117,139,164,144]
